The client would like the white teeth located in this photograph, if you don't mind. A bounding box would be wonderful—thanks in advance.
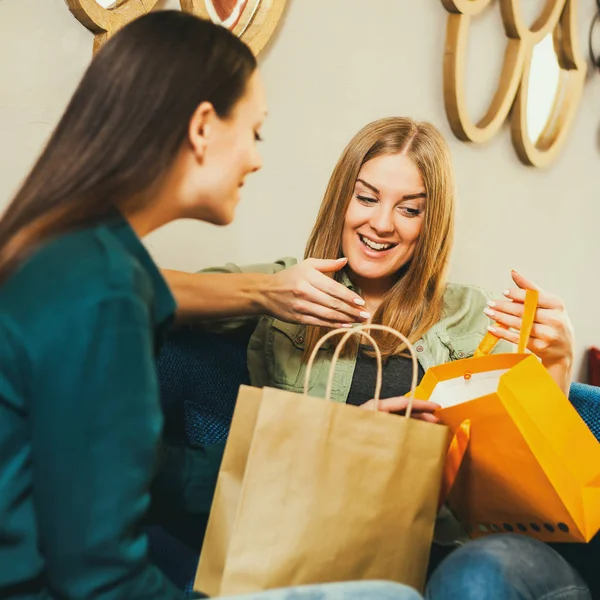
[359,235,393,251]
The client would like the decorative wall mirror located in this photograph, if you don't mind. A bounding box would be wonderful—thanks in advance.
[180,1,287,55]
[67,0,287,56]
[66,0,161,54]
[442,0,587,167]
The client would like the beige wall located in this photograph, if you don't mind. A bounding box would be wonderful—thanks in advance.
[1,0,598,379]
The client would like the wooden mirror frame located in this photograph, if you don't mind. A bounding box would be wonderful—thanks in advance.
[180,0,287,55]
[442,0,587,167]
[66,0,287,57]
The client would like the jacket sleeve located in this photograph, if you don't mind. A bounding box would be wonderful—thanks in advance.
[30,293,187,600]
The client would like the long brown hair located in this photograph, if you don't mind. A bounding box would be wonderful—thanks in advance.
[0,11,256,284]
[304,117,455,359]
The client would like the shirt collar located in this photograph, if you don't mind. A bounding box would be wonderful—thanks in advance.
[107,212,177,328]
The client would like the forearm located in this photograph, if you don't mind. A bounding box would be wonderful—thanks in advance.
[162,269,271,322]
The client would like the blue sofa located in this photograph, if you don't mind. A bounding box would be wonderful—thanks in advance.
[152,326,600,597]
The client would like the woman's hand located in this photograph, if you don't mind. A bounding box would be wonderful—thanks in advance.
[163,258,368,325]
[483,270,574,394]
[264,258,370,327]
[360,396,441,423]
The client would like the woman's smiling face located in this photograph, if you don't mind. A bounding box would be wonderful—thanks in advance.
[341,152,426,290]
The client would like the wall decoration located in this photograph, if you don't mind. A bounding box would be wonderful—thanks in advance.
[590,0,600,70]
[180,0,287,55]
[65,0,161,55]
[442,0,587,167]
[67,0,287,57]
[180,1,287,55]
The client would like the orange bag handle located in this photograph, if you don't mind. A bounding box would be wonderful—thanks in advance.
[438,419,471,510]
[473,289,539,358]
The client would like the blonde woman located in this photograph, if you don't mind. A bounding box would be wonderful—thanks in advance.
[170,117,574,401]
[169,117,587,599]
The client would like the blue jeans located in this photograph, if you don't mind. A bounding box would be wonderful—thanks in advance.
[426,534,591,599]
[220,581,422,600]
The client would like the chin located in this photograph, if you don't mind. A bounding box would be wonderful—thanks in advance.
[216,192,240,226]
[211,209,235,227]
[353,268,394,280]
[347,256,402,281]
[348,261,383,278]
[198,195,237,226]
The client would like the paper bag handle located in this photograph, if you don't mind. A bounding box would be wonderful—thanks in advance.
[438,419,470,510]
[304,328,382,407]
[330,325,419,419]
[305,325,419,419]
[473,288,539,357]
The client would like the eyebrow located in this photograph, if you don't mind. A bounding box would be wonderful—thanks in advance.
[355,178,426,200]
[356,178,380,194]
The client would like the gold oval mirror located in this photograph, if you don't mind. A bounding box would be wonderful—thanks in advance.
[180,0,287,55]
[526,34,561,144]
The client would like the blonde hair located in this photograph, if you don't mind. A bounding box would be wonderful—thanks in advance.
[303,117,455,359]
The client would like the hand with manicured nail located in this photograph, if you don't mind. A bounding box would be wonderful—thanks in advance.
[265,258,369,327]
[484,270,574,394]
[360,396,441,423]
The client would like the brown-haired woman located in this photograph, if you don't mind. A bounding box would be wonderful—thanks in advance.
[0,12,421,600]
[171,117,588,599]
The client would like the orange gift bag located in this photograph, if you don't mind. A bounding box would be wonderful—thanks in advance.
[417,290,600,543]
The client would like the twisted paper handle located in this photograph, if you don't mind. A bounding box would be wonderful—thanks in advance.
[304,324,419,419]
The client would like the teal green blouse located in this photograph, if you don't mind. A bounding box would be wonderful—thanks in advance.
[0,214,223,599]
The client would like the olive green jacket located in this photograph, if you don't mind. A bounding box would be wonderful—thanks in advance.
[203,257,511,398]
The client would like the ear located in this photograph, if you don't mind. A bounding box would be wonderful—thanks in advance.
[188,101,216,161]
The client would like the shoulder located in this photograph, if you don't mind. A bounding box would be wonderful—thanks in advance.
[56,225,147,290]
[417,283,497,362]
[442,283,494,316]
[200,257,299,275]
[424,282,513,358]
[1,225,149,326]
[435,282,496,338]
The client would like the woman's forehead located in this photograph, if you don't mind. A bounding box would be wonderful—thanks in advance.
[356,154,424,194]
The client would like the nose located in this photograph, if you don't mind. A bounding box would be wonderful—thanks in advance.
[249,144,263,174]
[369,203,395,235]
